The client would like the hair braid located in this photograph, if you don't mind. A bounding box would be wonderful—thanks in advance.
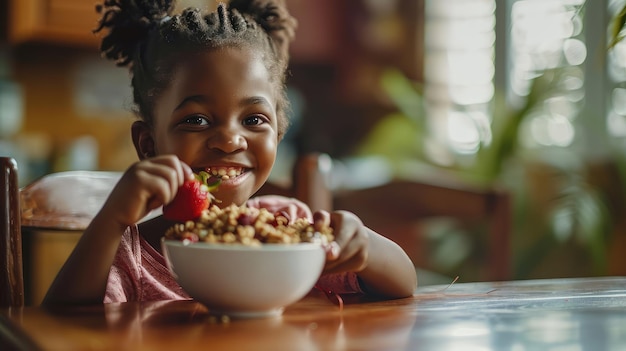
[228,0,298,63]
[94,0,295,137]
[94,0,174,67]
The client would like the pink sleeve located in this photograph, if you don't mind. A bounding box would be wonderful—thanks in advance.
[104,226,140,303]
[247,195,313,222]
[105,225,190,303]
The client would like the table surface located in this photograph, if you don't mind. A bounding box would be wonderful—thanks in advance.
[2,276,626,351]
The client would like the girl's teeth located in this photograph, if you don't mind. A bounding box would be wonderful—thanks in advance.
[208,167,243,180]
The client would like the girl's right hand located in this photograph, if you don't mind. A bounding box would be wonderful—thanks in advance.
[99,155,193,230]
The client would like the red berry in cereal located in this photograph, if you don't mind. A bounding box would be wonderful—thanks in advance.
[237,212,257,226]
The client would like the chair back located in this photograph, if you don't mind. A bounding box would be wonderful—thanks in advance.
[334,178,512,281]
[254,153,333,212]
[20,171,123,231]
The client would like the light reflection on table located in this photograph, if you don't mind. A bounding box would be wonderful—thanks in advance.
[410,277,626,350]
[1,277,625,350]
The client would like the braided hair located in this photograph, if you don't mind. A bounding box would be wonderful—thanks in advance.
[94,0,297,138]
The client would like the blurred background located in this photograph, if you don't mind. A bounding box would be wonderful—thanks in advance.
[2,0,626,289]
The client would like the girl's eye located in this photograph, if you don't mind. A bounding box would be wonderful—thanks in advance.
[242,115,265,126]
[181,115,209,126]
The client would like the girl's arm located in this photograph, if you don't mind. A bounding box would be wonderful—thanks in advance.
[42,156,190,306]
[318,210,417,299]
[355,227,417,298]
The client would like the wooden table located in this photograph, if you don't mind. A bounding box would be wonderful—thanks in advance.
[2,277,626,350]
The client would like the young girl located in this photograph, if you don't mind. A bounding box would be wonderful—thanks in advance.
[43,0,417,306]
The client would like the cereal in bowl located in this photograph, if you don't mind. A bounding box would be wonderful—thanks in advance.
[164,204,334,246]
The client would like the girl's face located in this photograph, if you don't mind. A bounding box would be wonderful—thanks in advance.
[143,47,279,206]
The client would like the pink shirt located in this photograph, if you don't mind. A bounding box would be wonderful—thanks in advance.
[104,195,362,303]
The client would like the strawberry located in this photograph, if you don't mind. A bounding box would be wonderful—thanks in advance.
[163,172,220,222]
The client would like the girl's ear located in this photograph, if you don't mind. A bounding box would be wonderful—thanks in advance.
[131,121,155,160]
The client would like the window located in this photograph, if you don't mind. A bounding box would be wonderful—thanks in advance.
[608,0,626,151]
[422,0,618,168]
[423,0,496,165]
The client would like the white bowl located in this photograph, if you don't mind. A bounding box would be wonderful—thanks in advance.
[162,239,325,318]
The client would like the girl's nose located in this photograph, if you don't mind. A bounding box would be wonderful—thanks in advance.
[207,129,248,153]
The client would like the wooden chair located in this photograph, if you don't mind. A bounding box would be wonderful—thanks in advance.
[1,157,23,308]
[0,153,333,307]
[333,178,512,281]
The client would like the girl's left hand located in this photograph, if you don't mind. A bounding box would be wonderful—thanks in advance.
[313,210,370,274]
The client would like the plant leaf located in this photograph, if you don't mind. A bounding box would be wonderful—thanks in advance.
[609,5,626,49]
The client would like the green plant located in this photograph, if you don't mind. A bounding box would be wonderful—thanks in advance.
[359,64,612,279]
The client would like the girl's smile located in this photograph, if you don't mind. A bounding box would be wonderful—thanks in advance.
[198,165,252,194]
[205,166,246,181]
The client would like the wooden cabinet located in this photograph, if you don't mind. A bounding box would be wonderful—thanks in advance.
[7,0,343,60]
[9,0,101,48]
